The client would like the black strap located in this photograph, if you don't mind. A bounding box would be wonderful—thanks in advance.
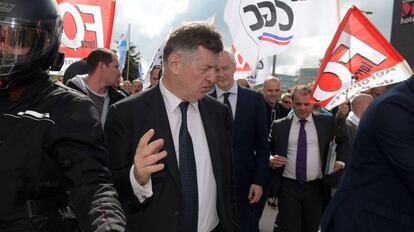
[11,195,68,219]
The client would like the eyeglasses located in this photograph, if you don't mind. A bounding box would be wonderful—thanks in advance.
[283,100,291,104]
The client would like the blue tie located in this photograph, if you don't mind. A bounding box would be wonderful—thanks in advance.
[178,102,198,232]
[296,119,307,184]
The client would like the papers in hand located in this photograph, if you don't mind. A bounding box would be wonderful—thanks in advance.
[325,141,337,175]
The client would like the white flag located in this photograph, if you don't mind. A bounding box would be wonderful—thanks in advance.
[143,27,172,86]
[232,46,271,86]
[248,56,272,85]
[224,0,338,69]
[117,24,130,73]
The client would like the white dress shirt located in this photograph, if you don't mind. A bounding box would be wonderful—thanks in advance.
[347,111,360,126]
[215,81,238,119]
[130,79,219,232]
[283,114,323,181]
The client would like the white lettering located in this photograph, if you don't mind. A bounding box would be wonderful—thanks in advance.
[58,3,104,50]
[77,4,104,48]
[335,32,386,65]
[59,2,85,50]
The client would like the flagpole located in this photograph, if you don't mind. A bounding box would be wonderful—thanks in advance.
[126,24,131,81]
[272,55,277,75]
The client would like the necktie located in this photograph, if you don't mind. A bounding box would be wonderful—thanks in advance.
[178,102,198,232]
[222,92,232,117]
[296,119,307,184]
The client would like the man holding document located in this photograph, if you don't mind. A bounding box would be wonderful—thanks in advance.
[268,85,349,232]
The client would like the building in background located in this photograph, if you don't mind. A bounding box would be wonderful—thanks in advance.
[297,68,318,85]
[391,0,414,68]
[277,73,298,92]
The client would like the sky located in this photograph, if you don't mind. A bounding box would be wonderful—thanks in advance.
[110,0,394,76]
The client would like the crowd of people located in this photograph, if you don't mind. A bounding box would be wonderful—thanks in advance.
[2,1,414,232]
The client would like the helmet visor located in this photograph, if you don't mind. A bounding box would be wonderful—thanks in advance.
[0,17,61,65]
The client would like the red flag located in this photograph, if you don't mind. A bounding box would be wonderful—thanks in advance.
[54,0,116,75]
[311,6,412,110]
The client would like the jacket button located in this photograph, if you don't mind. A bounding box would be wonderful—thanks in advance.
[174,210,180,216]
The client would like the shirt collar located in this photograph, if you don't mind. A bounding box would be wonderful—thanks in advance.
[159,78,198,114]
[293,113,313,125]
[215,81,238,98]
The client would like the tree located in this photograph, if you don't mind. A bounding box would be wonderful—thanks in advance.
[115,41,142,82]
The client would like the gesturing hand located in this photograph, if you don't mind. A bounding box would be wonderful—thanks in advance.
[133,129,168,186]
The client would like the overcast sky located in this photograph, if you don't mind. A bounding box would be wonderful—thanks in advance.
[110,0,394,75]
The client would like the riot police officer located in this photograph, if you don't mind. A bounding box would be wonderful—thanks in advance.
[0,0,125,231]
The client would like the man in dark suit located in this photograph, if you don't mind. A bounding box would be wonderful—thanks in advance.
[269,85,348,232]
[325,93,373,189]
[321,77,414,232]
[104,22,238,232]
[211,50,269,232]
[260,76,289,228]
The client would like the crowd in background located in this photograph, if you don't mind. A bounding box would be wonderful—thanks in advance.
[4,3,409,230]
[57,38,390,232]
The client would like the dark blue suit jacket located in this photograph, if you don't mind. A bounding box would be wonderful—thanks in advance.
[212,86,269,194]
[321,76,414,232]
[105,85,239,231]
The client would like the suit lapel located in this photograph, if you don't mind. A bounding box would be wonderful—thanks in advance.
[210,89,217,98]
[280,115,293,156]
[312,114,326,161]
[144,86,181,190]
[233,86,243,140]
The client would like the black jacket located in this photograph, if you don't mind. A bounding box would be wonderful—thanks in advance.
[0,74,125,231]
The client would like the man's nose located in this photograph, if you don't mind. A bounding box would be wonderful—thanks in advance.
[207,69,217,83]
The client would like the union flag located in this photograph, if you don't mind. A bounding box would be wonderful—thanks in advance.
[311,6,412,110]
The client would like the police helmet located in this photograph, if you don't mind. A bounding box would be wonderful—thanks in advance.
[0,0,63,89]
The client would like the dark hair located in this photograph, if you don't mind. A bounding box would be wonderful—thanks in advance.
[292,85,312,102]
[163,22,223,63]
[62,58,87,85]
[86,48,115,74]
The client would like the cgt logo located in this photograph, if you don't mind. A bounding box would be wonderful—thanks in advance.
[240,0,297,46]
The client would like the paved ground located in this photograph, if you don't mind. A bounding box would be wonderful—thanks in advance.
[259,204,278,232]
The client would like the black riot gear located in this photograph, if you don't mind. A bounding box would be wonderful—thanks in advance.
[0,0,126,231]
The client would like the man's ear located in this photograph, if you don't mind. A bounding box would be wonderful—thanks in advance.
[167,53,181,76]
